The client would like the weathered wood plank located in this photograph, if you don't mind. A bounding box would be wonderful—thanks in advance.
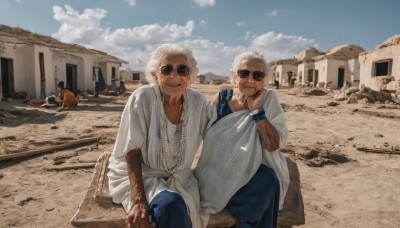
[278,157,305,226]
[45,163,96,171]
[94,153,112,202]
[0,137,98,161]
[357,147,400,154]
[71,154,126,227]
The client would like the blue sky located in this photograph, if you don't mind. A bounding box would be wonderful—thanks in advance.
[1,0,399,76]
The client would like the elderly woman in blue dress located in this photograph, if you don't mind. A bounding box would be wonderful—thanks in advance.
[107,44,211,228]
[195,51,290,228]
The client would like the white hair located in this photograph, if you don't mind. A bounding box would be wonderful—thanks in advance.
[145,43,198,83]
[230,51,268,84]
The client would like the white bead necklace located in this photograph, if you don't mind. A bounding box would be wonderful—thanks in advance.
[159,99,186,172]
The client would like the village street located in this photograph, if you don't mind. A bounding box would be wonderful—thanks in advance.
[0,83,400,227]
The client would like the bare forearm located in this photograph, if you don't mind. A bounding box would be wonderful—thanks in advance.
[125,149,147,204]
[255,119,280,152]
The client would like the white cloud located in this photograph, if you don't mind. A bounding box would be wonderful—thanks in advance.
[104,21,194,47]
[123,40,246,76]
[50,5,318,76]
[127,32,318,75]
[52,5,107,44]
[125,0,136,6]
[194,0,216,7]
[268,9,278,17]
[244,31,251,41]
[182,39,246,75]
[52,5,196,71]
[15,0,21,3]
[199,20,207,27]
[249,31,318,61]
[236,21,245,28]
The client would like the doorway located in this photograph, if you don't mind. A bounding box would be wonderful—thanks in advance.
[39,53,46,98]
[338,67,345,88]
[1,58,14,98]
[308,69,313,83]
[287,71,293,87]
[66,64,77,93]
[313,70,319,87]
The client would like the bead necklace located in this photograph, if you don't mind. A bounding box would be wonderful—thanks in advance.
[159,98,186,172]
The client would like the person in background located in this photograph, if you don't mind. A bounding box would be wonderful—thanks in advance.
[274,76,279,89]
[290,77,296,88]
[118,81,127,95]
[94,68,106,97]
[57,81,78,111]
[195,51,290,228]
[107,43,212,228]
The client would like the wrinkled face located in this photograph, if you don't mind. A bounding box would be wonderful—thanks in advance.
[153,54,191,97]
[234,59,265,96]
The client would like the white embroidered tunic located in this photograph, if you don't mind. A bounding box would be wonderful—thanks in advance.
[195,90,290,215]
[107,84,212,228]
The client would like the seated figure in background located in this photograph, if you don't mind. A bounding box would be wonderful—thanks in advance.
[57,81,78,111]
[118,81,127,95]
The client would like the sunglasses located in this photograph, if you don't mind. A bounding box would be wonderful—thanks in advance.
[237,69,265,81]
[160,64,191,76]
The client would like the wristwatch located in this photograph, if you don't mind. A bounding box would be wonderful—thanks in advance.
[250,107,264,116]
[250,107,266,122]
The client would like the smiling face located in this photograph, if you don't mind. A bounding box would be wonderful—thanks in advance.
[234,58,266,96]
[153,53,190,98]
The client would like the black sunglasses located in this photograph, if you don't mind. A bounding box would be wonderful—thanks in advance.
[237,69,265,81]
[160,64,191,76]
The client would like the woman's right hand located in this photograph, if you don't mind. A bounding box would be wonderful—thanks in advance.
[125,201,150,228]
[247,88,267,111]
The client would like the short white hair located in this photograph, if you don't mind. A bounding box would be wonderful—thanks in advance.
[145,43,198,83]
[230,51,268,84]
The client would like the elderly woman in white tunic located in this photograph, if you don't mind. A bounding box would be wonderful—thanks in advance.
[195,52,290,228]
[107,44,211,228]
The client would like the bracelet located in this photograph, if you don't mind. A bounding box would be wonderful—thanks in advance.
[250,107,266,122]
[252,112,266,122]
[249,107,264,116]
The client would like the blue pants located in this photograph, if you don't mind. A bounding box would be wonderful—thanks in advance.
[225,164,280,228]
[149,191,192,228]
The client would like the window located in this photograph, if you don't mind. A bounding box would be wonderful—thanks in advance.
[374,59,392,76]
[112,67,116,79]
[132,73,140,81]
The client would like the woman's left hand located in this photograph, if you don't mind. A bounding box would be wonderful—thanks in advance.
[247,89,266,111]
[125,201,150,228]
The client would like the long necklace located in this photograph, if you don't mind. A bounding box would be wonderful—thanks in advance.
[175,103,183,125]
[159,98,186,172]
[167,104,183,159]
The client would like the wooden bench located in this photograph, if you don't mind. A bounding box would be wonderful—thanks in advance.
[71,153,304,228]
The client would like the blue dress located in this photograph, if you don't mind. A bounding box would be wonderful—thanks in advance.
[149,190,192,228]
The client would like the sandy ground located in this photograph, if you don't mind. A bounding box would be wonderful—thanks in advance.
[1,83,400,228]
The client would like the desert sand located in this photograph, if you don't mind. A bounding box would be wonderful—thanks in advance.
[1,83,400,228]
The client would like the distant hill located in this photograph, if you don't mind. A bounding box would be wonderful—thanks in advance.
[198,72,230,83]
